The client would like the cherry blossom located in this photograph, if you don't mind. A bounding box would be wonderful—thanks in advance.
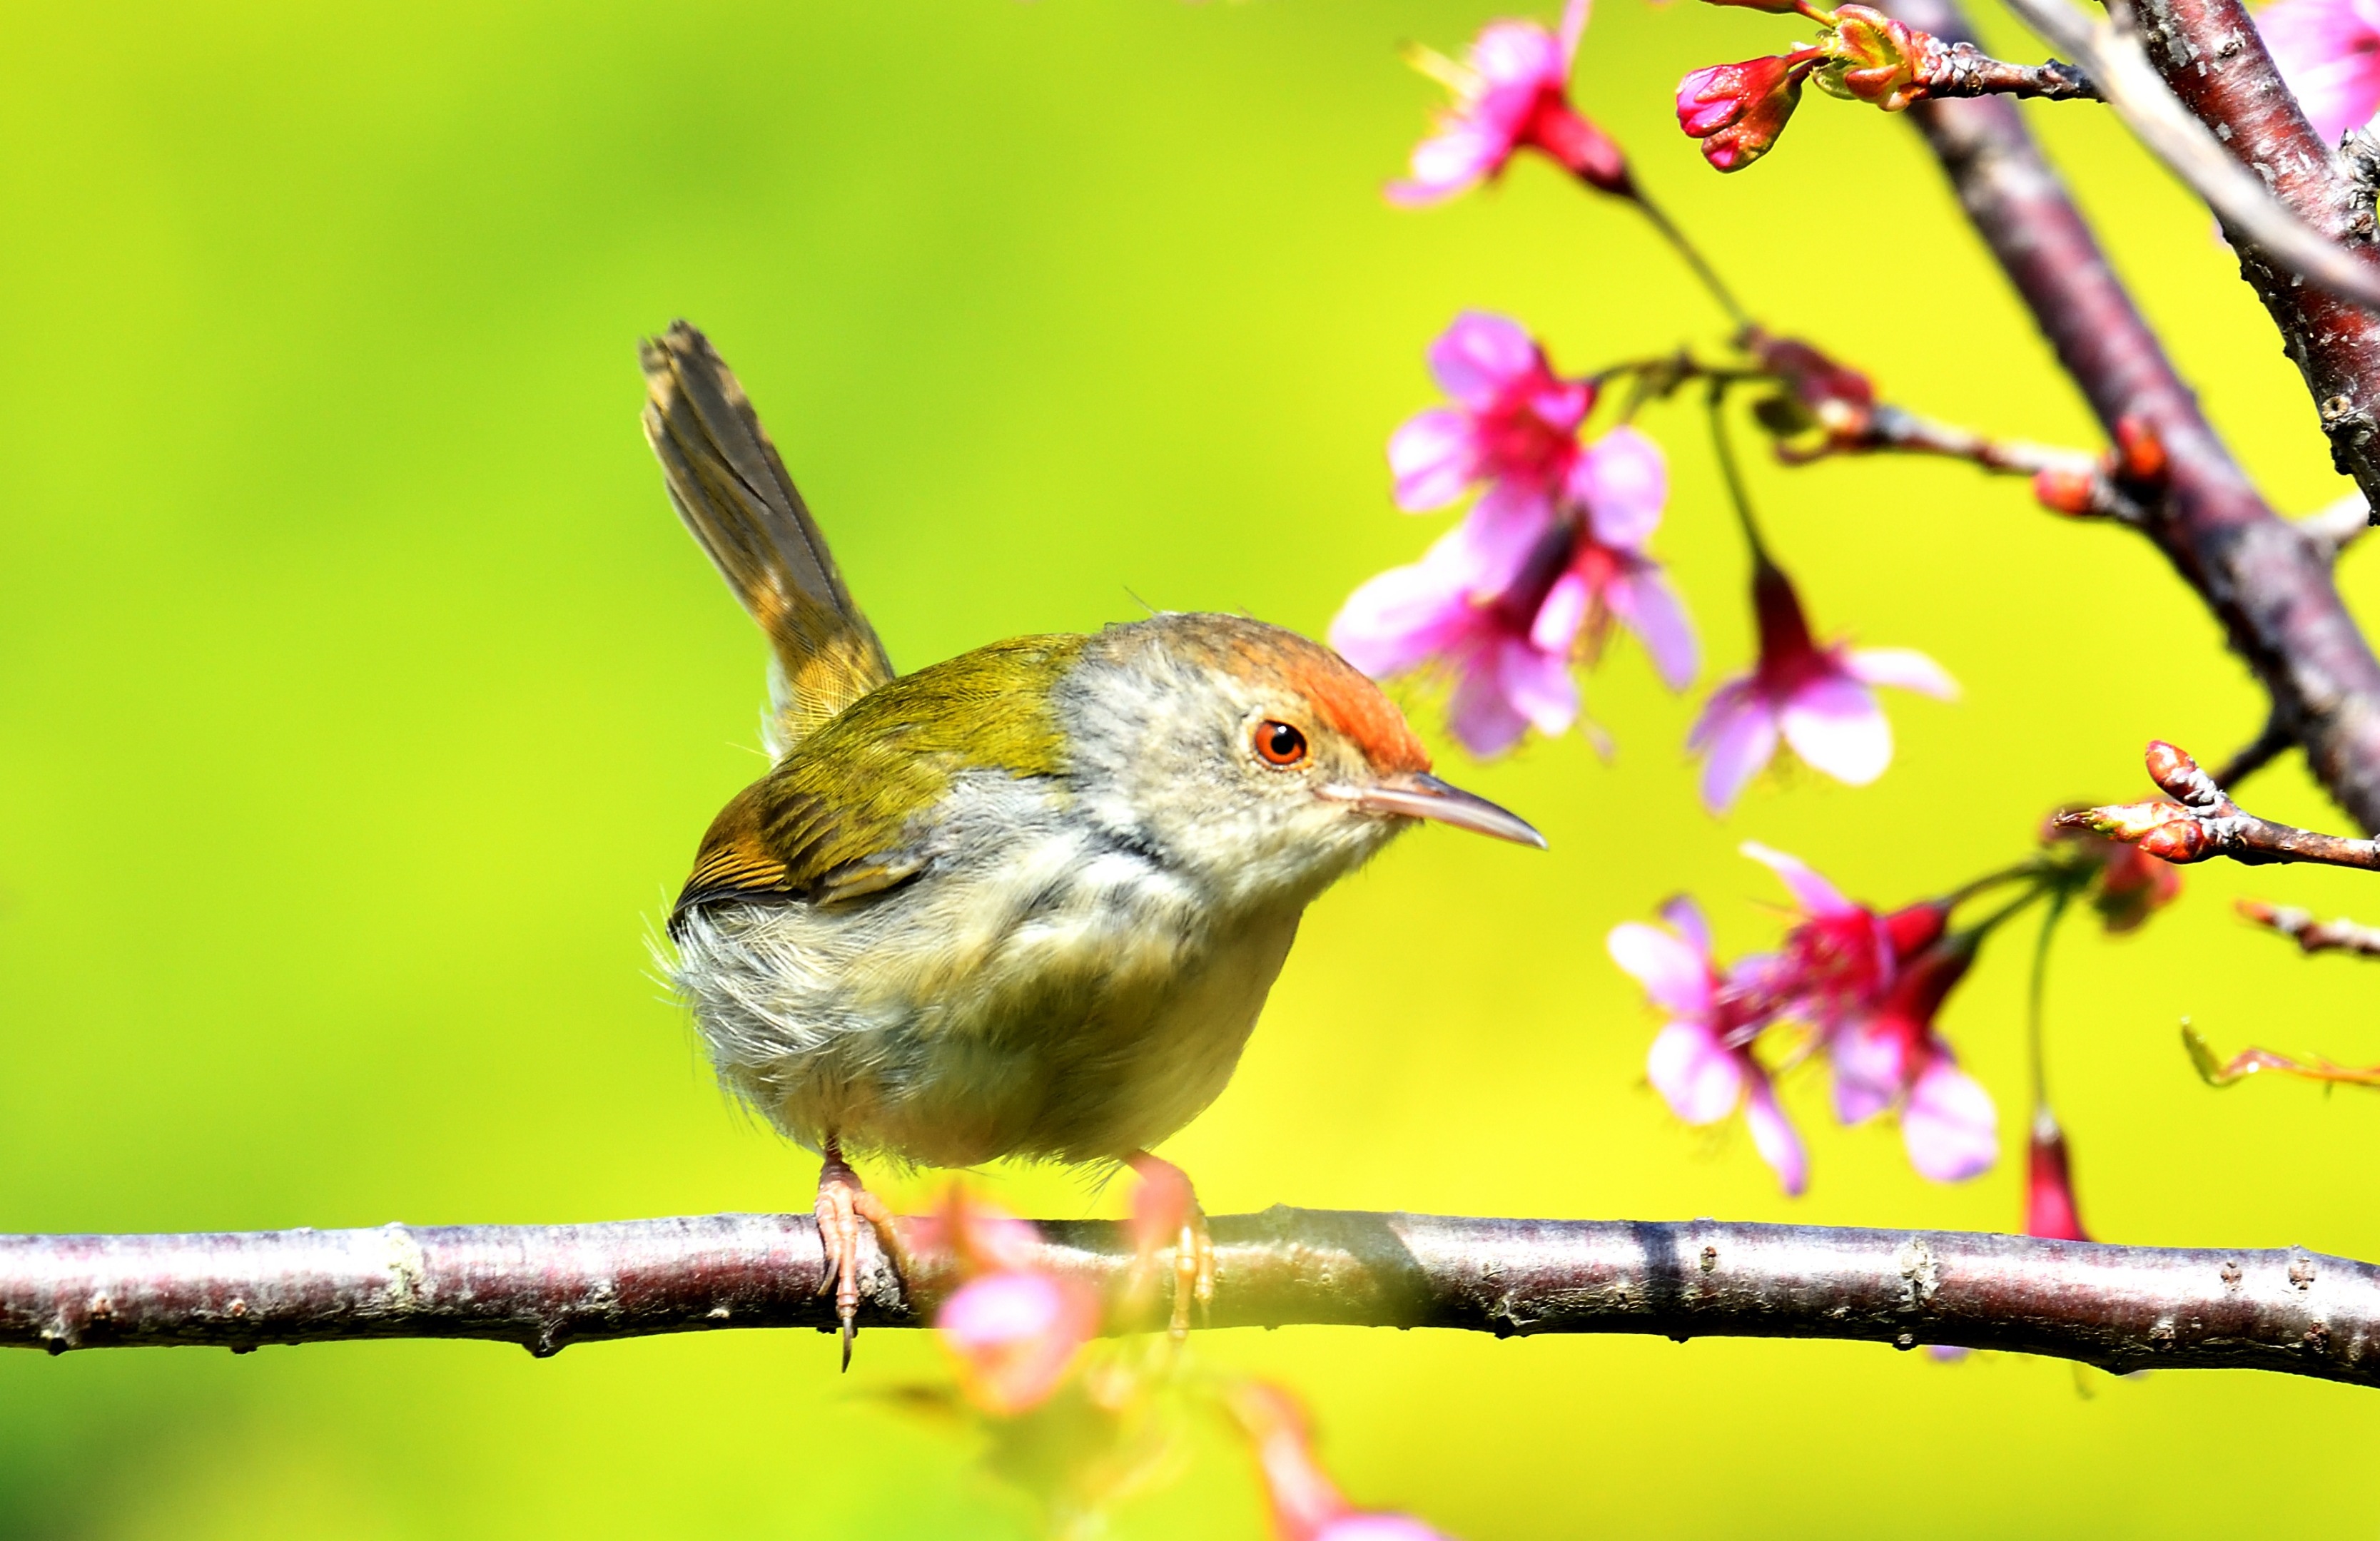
[1232,1383,1457,1541]
[1607,896,1808,1193]
[1688,559,1955,813]
[926,1188,1100,1415]
[1389,0,1629,205]
[1387,312,1596,556]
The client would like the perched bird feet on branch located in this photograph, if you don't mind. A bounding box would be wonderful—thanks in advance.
[1125,1151,1215,1340]
[814,1141,910,1368]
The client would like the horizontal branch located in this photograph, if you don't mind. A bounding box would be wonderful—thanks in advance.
[4,1210,2376,1386]
[2062,741,2380,869]
[1919,41,2097,101]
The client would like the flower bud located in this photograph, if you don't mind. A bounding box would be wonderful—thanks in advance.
[1815,5,1928,111]
[2032,466,2098,517]
[2141,739,2201,797]
[2062,798,2192,842]
[2137,819,2213,863]
[1676,52,1821,171]
[2114,415,2169,484]
[2025,1109,2090,1243]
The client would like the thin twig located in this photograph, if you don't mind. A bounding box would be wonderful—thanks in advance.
[2239,897,2380,957]
[2061,741,2380,869]
[4,1211,2377,1388]
[1919,39,2100,100]
[2298,494,2372,565]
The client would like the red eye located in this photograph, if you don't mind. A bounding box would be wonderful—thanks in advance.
[1254,720,1308,766]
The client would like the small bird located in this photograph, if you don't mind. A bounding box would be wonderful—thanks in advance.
[642,322,1544,1358]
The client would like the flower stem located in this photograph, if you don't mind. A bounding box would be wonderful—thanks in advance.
[1706,385,1774,566]
[1631,192,1753,333]
[2027,888,2071,1112]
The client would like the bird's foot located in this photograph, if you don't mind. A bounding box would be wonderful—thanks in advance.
[1125,1151,1214,1341]
[814,1148,911,1370]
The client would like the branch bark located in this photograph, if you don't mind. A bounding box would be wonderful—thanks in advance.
[2123,0,2380,505]
[6,1211,2377,1386]
[1882,0,2380,834]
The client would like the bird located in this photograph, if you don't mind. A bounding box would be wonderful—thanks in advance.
[640,320,1545,1360]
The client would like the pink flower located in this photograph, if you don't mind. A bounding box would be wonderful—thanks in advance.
[2257,0,2380,145]
[1741,841,1947,1025]
[1232,1383,1457,1541]
[1332,522,1582,757]
[1828,933,1998,1181]
[1688,559,1955,813]
[937,1268,1101,1416]
[924,1186,1100,1415]
[2025,1109,2090,1241]
[1389,312,1595,552]
[1389,0,1630,205]
[1607,896,1807,1194]
[1676,51,1823,171]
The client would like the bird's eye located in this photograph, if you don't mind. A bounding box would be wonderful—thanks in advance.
[1253,720,1308,767]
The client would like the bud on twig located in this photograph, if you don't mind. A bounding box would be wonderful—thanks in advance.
[2057,742,2380,871]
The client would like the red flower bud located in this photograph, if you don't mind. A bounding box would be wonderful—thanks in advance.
[2142,739,2199,797]
[1676,52,1821,171]
[2138,820,2212,863]
[2032,466,2098,517]
[2114,415,2169,484]
[1883,901,1949,960]
[2025,1110,2090,1243]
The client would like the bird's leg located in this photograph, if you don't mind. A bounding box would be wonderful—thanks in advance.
[1124,1151,1215,1341]
[813,1139,911,1370]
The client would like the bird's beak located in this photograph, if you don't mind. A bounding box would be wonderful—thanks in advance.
[1322,771,1548,849]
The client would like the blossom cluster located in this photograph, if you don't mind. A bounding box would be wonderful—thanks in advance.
[923,1179,1457,1539]
[1607,843,1996,1193]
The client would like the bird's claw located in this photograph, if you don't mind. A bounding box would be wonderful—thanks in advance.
[814,1150,909,1370]
[1125,1151,1213,1341]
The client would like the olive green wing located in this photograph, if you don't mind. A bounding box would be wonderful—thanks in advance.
[669,635,1088,927]
[641,321,896,751]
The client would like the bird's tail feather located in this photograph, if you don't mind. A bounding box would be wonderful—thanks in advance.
[640,320,895,750]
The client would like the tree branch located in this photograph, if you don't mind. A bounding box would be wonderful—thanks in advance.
[2122,0,2380,513]
[6,1211,2378,1386]
[2239,897,2380,955]
[1882,0,2380,834]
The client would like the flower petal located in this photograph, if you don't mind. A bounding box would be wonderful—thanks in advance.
[1315,1517,1454,1541]
[1658,895,1712,958]
[1389,124,1509,207]
[1778,671,1891,786]
[1498,637,1578,737]
[1573,425,1667,550]
[1531,569,1589,654]
[1902,1051,2000,1181]
[1845,646,1958,700]
[1647,1019,1744,1124]
[1447,656,1531,757]
[1606,561,1698,691]
[1387,408,1480,511]
[1739,840,1860,918]
[1469,20,1566,89]
[1741,1069,1808,1196]
[1428,311,1541,407]
[1828,1022,1904,1126]
[1607,922,1714,1015]
[1327,555,1472,678]
[1690,683,1778,814]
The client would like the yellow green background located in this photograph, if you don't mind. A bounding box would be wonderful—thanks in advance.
[3,1,2376,1535]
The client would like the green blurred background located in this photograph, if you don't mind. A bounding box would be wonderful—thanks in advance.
[3,0,2377,1535]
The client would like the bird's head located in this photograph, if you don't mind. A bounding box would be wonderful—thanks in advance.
[1059,613,1544,910]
